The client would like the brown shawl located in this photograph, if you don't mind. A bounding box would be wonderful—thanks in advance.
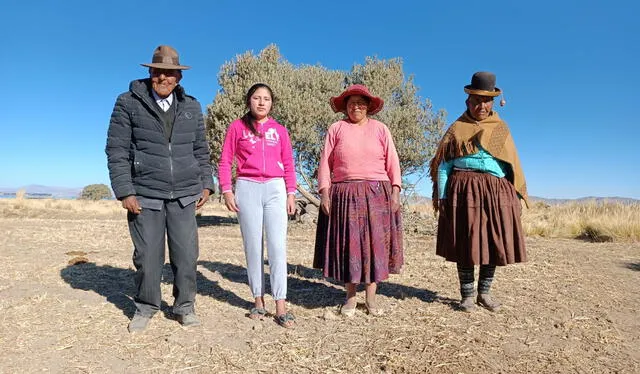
[429,111,529,211]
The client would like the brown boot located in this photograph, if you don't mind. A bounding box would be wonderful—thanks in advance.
[459,296,476,312]
[477,294,501,312]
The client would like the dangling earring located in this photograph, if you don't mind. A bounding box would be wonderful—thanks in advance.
[499,92,506,107]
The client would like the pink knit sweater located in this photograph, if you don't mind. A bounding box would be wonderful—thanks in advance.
[317,119,401,192]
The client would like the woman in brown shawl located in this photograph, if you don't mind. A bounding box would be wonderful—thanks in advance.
[430,72,528,312]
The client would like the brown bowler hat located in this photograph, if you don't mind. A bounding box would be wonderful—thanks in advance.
[464,72,501,97]
[141,45,190,70]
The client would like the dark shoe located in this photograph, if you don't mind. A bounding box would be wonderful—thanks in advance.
[248,307,268,320]
[176,313,201,327]
[128,314,151,333]
[459,296,476,312]
[275,312,296,328]
[477,294,501,312]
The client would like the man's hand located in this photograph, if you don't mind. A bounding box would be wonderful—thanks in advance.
[223,191,239,212]
[196,189,211,209]
[122,195,142,214]
[320,189,331,216]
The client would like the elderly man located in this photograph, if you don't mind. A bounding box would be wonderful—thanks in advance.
[106,45,213,332]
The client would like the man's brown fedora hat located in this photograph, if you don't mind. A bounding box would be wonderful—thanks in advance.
[141,45,190,70]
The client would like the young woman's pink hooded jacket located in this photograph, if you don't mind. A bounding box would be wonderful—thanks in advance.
[218,118,296,194]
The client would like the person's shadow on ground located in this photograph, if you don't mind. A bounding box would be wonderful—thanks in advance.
[197,260,344,309]
[61,259,456,318]
[197,260,456,309]
[196,213,237,227]
[625,262,640,271]
[286,263,457,309]
[61,263,140,319]
[60,261,257,317]
[60,262,219,318]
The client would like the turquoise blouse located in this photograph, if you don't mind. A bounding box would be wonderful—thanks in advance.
[438,147,510,199]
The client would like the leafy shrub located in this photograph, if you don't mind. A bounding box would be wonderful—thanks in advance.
[80,184,113,200]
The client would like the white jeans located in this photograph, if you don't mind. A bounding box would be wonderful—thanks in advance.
[235,178,288,300]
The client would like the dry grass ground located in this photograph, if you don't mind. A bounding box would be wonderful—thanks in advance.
[0,198,639,373]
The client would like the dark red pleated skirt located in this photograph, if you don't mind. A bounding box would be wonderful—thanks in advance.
[313,180,404,283]
[436,170,526,266]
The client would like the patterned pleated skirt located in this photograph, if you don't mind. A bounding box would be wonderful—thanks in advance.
[436,170,526,266]
[313,180,404,283]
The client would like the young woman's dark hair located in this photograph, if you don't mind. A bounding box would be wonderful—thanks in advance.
[241,83,274,137]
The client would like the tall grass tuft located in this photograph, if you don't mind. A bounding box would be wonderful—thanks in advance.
[15,189,26,200]
[522,200,640,242]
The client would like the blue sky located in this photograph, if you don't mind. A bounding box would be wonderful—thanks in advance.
[1,0,638,199]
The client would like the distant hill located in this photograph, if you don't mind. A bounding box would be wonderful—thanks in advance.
[0,185,83,199]
[529,196,640,205]
[403,194,639,206]
[0,185,638,204]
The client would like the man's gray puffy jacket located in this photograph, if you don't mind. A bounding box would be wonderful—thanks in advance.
[106,79,213,200]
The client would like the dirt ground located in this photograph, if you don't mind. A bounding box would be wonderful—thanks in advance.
[1,203,639,373]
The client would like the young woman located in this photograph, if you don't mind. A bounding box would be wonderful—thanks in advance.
[218,83,297,328]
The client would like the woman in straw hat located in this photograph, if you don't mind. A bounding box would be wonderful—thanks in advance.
[314,84,404,317]
[430,72,529,312]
